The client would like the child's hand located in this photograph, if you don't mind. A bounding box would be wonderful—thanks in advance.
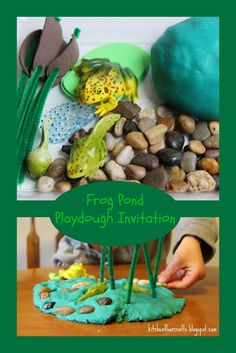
[158,236,206,290]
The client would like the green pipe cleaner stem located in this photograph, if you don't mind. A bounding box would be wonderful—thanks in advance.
[125,244,140,304]
[153,237,164,283]
[142,243,156,298]
[17,66,43,130]
[100,246,106,282]
[108,246,115,289]
[17,71,28,109]
[17,68,59,184]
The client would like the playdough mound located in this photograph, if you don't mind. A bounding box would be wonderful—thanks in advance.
[151,17,219,120]
[33,277,185,324]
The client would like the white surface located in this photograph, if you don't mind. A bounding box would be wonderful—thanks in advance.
[17,17,219,201]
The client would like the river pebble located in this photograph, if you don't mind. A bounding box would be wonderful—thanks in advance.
[131,153,159,170]
[197,157,219,175]
[116,145,135,166]
[192,122,211,141]
[112,101,141,119]
[180,151,197,172]
[158,116,175,132]
[186,171,216,192]
[39,286,51,294]
[209,121,219,135]
[138,117,156,132]
[143,167,169,189]
[43,302,56,310]
[126,132,148,150]
[205,149,219,159]
[169,166,186,183]
[114,117,127,137]
[105,161,126,180]
[122,180,141,183]
[72,178,88,188]
[138,109,156,121]
[156,104,174,119]
[97,297,112,306]
[203,135,219,149]
[68,128,87,144]
[72,282,90,289]
[169,180,189,192]
[123,120,139,135]
[79,306,95,314]
[177,115,196,134]
[40,292,50,299]
[54,180,71,193]
[48,158,67,179]
[144,124,167,145]
[125,164,146,180]
[89,169,108,181]
[61,145,71,155]
[105,132,116,151]
[111,139,127,158]
[37,176,55,193]
[55,306,75,316]
[188,140,206,154]
[165,131,185,151]
[149,139,165,154]
[157,148,183,166]
[212,175,219,190]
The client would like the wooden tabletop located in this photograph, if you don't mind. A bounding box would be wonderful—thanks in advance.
[17,264,219,336]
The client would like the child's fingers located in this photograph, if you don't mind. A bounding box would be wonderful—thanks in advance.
[159,269,185,286]
[167,269,186,282]
[165,269,203,290]
[158,259,181,283]
[165,276,195,290]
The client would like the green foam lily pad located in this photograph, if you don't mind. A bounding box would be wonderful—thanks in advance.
[61,43,150,99]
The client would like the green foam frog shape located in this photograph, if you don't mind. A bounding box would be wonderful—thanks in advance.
[67,113,120,178]
[75,58,138,117]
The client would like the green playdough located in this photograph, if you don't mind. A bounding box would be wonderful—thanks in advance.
[61,43,150,99]
[33,277,185,324]
[151,17,219,120]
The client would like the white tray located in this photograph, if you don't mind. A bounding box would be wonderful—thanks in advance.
[17,16,219,201]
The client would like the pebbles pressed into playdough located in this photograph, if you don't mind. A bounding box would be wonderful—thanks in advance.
[33,277,185,324]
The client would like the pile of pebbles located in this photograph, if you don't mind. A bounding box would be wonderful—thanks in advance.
[36,102,219,193]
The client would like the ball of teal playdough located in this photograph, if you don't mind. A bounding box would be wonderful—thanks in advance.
[151,17,219,120]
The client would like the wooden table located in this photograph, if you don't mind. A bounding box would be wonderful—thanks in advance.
[17,265,219,336]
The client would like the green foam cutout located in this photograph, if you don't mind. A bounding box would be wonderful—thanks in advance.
[61,43,150,99]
